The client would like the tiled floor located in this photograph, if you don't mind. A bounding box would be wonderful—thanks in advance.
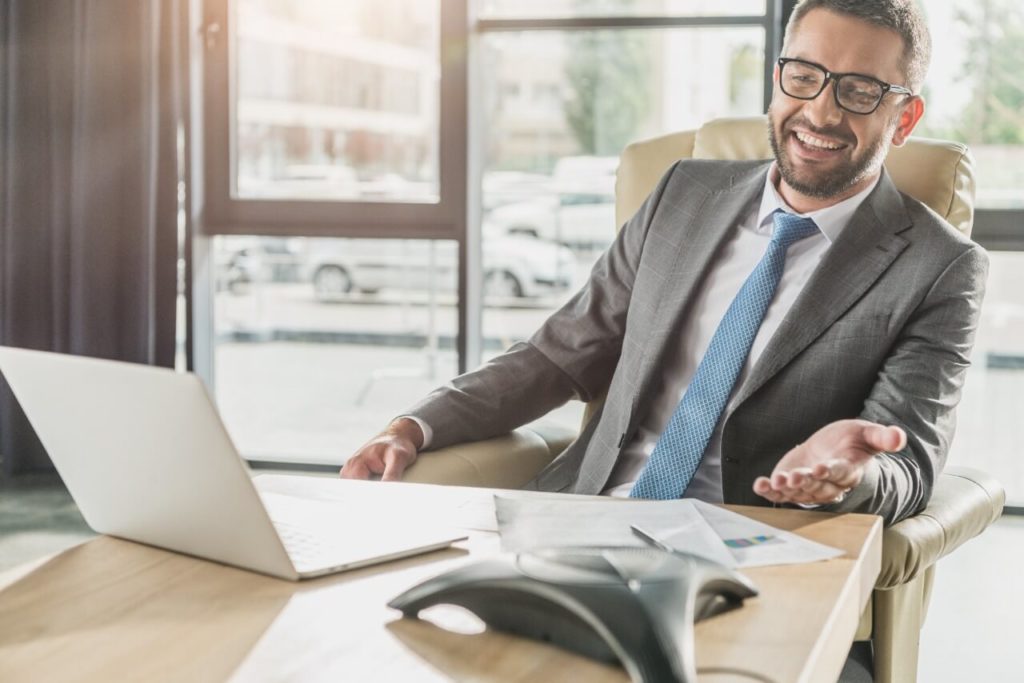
[1,474,1019,681]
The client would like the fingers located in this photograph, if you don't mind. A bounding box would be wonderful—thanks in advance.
[806,459,860,489]
[754,477,848,505]
[787,467,830,495]
[380,448,412,482]
[754,468,851,506]
[340,450,384,480]
[340,431,419,481]
[753,477,785,503]
[752,419,907,506]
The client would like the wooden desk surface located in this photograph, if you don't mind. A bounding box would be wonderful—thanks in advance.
[0,496,880,683]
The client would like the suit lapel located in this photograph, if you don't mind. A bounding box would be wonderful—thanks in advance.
[730,170,912,409]
[629,163,770,425]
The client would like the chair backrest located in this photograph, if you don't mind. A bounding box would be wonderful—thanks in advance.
[615,115,976,236]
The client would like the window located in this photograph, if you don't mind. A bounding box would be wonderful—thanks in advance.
[917,1,1024,212]
[917,0,1024,506]
[198,0,782,465]
[948,252,1024,506]
[199,0,467,465]
[233,2,439,203]
[211,235,458,465]
[202,0,464,235]
[477,15,772,431]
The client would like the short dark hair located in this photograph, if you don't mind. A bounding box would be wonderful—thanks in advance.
[784,0,932,93]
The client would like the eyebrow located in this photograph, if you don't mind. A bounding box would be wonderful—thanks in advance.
[785,54,892,83]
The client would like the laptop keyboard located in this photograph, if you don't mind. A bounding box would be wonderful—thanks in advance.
[274,521,352,567]
[261,490,465,573]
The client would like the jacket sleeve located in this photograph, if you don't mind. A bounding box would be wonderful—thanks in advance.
[821,243,989,525]
[404,162,681,451]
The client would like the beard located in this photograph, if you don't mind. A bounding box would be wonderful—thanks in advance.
[767,108,896,200]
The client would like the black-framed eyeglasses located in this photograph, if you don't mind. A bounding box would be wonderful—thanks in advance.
[777,57,914,115]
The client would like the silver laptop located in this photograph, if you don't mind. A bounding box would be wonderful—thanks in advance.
[0,346,466,580]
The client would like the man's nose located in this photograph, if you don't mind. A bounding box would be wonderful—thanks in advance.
[803,80,844,129]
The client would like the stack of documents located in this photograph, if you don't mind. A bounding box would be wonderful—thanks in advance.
[494,497,843,569]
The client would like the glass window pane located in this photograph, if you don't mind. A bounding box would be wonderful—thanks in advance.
[480,27,765,432]
[479,0,766,19]
[232,0,440,203]
[213,236,457,464]
[919,1,1024,208]
[947,252,1024,506]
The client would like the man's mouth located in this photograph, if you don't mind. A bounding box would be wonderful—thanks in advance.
[795,130,845,149]
[789,128,850,158]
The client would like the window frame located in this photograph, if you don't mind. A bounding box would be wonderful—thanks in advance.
[199,0,468,242]
[975,207,1024,252]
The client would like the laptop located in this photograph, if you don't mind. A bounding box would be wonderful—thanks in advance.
[0,346,467,580]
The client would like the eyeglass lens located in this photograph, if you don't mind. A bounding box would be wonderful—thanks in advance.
[781,61,885,113]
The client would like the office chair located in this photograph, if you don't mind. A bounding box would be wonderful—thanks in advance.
[399,116,1006,683]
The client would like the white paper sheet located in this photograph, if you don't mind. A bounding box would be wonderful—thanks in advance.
[690,500,845,567]
[494,496,738,567]
[494,496,844,569]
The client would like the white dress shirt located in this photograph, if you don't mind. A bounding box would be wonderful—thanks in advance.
[601,166,878,499]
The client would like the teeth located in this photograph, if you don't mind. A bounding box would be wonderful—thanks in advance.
[795,131,843,150]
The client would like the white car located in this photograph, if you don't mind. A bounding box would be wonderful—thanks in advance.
[485,191,617,251]
[483,156,619,251]
[306,234,577,302]
[215,236,305,293]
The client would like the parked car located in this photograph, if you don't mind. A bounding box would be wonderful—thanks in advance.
[214,236,305,293]
[484,156,619,251]
[305,233,576,302]
[484,190,617,252]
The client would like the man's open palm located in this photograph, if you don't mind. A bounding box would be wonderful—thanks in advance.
[753,419,907,506]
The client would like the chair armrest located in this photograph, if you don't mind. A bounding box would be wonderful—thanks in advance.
[400,422,577,489]
[876,466,1005,588]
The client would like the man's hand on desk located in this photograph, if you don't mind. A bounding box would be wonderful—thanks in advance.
[752,419,907,506]
[340,417,423,481]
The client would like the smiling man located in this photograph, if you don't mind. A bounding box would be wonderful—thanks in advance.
[768,5,925,213]
[343,0,987,528]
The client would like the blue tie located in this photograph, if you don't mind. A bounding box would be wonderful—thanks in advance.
[630,211,820,500]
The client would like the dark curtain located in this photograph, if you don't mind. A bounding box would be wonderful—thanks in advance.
[0,0,182,477]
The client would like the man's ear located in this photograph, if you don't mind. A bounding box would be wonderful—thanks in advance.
[891,96,925,147]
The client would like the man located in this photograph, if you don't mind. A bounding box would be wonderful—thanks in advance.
[343,0,987,526]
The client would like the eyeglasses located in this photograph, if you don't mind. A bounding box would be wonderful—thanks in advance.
[777,57,914,115]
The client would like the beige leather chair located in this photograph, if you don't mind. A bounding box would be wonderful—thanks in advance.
[400,116,1006,683]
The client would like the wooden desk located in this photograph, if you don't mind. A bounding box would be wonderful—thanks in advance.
[0,488,880,683]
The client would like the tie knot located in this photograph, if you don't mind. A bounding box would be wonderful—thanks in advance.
[771,211,819,248]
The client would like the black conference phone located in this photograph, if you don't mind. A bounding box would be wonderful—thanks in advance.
[388,546,758,683]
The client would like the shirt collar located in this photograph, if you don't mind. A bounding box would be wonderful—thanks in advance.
[755,163,880,244]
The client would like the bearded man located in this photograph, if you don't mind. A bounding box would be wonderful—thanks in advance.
[342,0,988,528]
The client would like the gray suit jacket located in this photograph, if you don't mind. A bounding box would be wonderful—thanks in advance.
[409,159,988,525]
